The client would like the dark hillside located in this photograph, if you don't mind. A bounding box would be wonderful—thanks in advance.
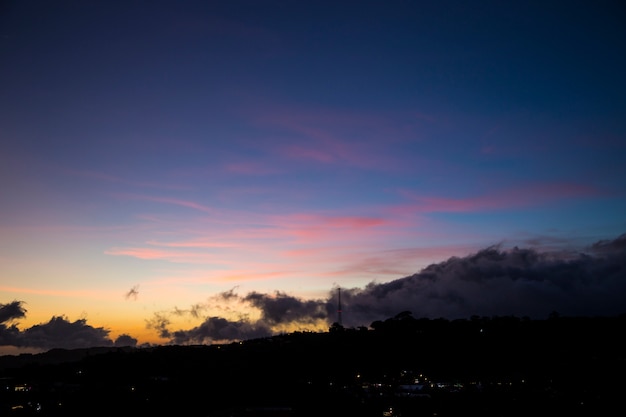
[1,314,625,416]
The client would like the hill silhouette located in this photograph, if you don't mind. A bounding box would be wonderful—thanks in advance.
[1,313,625,416]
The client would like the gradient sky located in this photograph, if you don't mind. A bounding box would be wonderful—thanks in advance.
[1,0,626,354]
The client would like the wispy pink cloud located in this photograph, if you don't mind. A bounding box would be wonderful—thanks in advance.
[392,182,604,215]
[281,243,478,280]
[330,244,477,276]
[270,213,396,243]
[104,247,226,264]
[115,193,214,213]
[65,169,190,190]
[247,103,427,171]
[0,224,134,234]
[103,210,410,279]
[100,194,469,289]
[0,286,115,299]
[212,269,293,283]
[224,162,281,175]
[146,239,239,249]
[282,145,336,163]
[285,214,388,228]
[148,267,295,286]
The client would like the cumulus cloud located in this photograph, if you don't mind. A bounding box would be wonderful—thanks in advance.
[0,301,27,347]
[21,317,113,350]
[147,289,330,345]
[0,300,27,323]
[1,313,114,350]
[170,317,272,345]
[243,291,330,325]
[114,334,138,347]
[8,234,621,350]
[150,233,626,344]
[590,232,626,255]
[146,312,172,339]
[338,234,626,326]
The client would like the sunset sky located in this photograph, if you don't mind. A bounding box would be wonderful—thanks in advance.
[1,1,625,354]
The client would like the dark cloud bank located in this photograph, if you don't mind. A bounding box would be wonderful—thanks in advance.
[3,233,626,351]
[154,233,626,345]
[0,302,137,351]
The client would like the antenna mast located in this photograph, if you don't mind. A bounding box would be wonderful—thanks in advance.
[337,287,342,326]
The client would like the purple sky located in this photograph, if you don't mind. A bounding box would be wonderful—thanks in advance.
[1,0,625,353]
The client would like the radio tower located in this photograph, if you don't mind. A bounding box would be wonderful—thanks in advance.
[337,287,343,326]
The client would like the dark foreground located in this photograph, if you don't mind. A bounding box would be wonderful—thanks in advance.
[1,314,625,416]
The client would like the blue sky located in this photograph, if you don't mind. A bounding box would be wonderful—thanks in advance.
[1,0,625,352]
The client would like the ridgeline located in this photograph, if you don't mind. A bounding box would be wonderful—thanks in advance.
[1,313,625,416]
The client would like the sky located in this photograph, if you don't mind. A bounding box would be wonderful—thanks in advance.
[1,0,625,354]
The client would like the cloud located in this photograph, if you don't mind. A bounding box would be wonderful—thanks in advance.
[3,316,113,350]
[149,233,626,344]
[114,334,138,347]
[7,234,624,351]
[64,169,190,191]
[338,234,626,326]
[105,247,224,264]
[224,161,281,175]
[0,300,27,323]
[146,312,172,339]
[393,182,603,215]
[248,102,420,172]
[125,285,139,300]
[0,301,28,347]
[170,317,272,345]
[590,232,626,255]
[1,302,126,351]
[243,291,330,325]
[148,289,331,345]
[115,193,215,213]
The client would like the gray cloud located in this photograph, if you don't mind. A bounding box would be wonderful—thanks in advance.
[114,333,138,347]
[147,289,328,345]
[0,323,21,347]
[243,291,330,325]
[338,234,626,327]
[170,317,272,345]
[590,232,626,255]
[151,233,626,343]
[125,285,139,300]
[1,316,114,350]
[20,316,113,350]
[0,300,27,324]
[146,312,172,339]
[5,232,622,350]
[1,302,138,351]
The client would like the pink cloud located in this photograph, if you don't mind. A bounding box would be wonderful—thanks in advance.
[270,213,396,243]
[246,102,425,171]
[282,145,336,163]
[282,243,478,280]
[147,267,294,286]
[115,193,214,214]
[339,245,476,274]
[103,211,407,274]
[393,182,604,215]
[65,169,190,190]
[101,207,470,288]
[285,214,388,228]
[104,247,226,264]
[0,286,113,299]
[146,239,239,249]
[224,162,281,175]
[212,269,293,283]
